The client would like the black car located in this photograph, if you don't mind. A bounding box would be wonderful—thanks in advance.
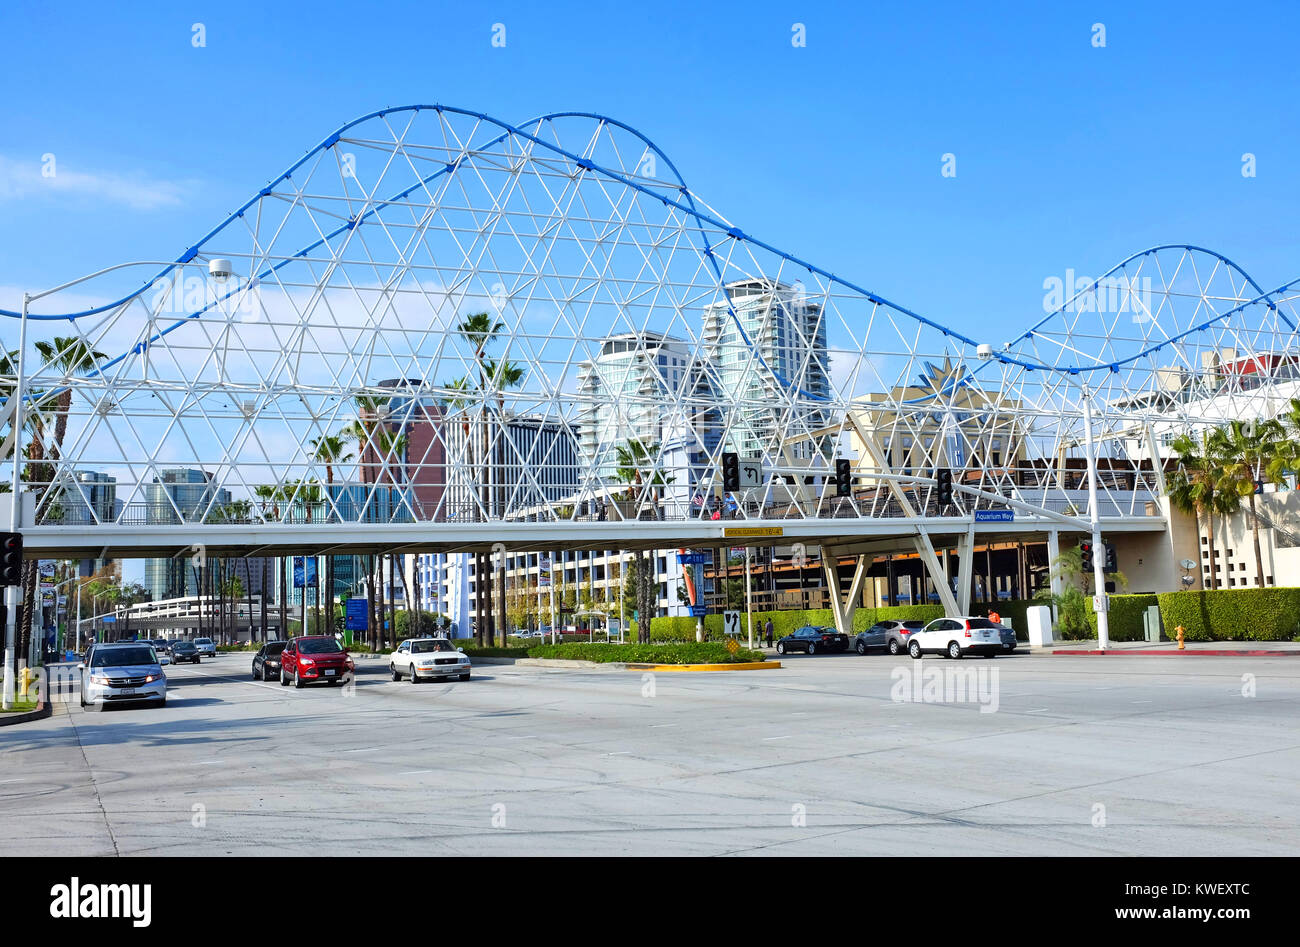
[170,640,201,664]
[252,641,288,681]
[775,625,850,655]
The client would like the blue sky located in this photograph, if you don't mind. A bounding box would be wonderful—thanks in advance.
[2,0,1299,339]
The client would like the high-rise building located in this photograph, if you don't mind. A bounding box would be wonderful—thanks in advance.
[143,469,231,601]
[358,379,447,520]
[702,279,831,460]
[444,412,582,518]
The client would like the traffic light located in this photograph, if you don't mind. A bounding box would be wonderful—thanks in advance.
[834,458,852,497]
[935,468,953,506]
[1079,539,1093,572]
[1104,542,1117,572]
[0,533,21,586]
[722,452,740,491]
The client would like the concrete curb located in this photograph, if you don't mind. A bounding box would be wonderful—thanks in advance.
[624,661,782,672]
[0,701,51,727]
[1051,648,1300,657]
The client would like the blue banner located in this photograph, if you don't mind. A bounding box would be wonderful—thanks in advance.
[293,556,318,588]
[344,597,368,631]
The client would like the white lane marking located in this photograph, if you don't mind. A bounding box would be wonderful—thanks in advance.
[0,778,24,784]
[400,770,435,775]
[1026,708,1049,713]
[763,735,792,741]
[192,761,222,766]
[649,724,677,729]
[343,747,382,754]
[607,751,631,756]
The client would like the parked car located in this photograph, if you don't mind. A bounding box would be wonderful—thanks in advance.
[776,625,850,655]
[149,638,171,655]
[252,641,288,680]
[908,617,1002,659]
[279,635,354,687]
[170,640,201,664]
[389,637,472,683]
[79,642,167,709]
[194,637,216,658]
[855,619,927,655]
[996,622,1017,652]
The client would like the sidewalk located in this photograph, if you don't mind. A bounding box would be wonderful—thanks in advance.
[1037,639,1300,656]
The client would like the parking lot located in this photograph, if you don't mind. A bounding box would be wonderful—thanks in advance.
[3,650,1299,856]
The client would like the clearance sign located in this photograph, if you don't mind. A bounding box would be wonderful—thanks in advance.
[722,527,783,539]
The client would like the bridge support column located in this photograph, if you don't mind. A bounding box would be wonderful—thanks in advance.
[821,548,868,638]
[1047,528,1061,624]
[913,530,961,618]
[957,521,976,615]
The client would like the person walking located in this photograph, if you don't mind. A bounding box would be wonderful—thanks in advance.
[764,618,774,648]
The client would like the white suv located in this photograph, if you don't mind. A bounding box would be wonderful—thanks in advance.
[908,617,1003,659]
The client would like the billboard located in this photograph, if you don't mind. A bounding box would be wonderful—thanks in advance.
[293,557,318,589]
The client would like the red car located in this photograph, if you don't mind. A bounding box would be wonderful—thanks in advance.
[279,636,354,687]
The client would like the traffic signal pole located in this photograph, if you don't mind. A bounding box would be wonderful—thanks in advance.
[1081,384,1110,651]
[3,293,29,710]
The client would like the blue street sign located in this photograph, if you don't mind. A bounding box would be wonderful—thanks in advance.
[344,597,368,631]
[689,604,708,618]
[974,510,1014,523]
[293,556,318,588]
[677,553,709,565]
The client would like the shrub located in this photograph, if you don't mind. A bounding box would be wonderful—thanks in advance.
[1156,588,1300,641]
[460,646,531,658]
[526,643,765,664]
[647,605,945,643]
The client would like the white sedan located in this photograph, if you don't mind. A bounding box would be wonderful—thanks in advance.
[390,637,472,683]
[908,616,1003,659]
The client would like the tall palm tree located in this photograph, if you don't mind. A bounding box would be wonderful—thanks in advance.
[309,433,354,634]
[1167,431,1229,589]
[1212,419,1283,587]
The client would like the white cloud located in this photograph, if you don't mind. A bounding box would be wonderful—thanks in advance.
[0,155,190,210]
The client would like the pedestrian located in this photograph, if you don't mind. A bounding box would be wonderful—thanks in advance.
[765,618,774,648]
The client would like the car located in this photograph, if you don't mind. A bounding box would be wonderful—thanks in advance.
[908,616,1003,659]
[390,637,472,683]
[775,625,850,655]
[79,642,167,710]
[279,635,354,687]
[169,640,201,664]
[855,619,927,655]
[149,638,171,655]
[996,622,1017,652]
[252,641,288,680]
[194,637,216,658]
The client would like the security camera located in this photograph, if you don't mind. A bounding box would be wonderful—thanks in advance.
[208,259,234,281]
[976,343,994,361]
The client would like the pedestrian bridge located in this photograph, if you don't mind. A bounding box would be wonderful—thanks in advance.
[4,105,1297,576]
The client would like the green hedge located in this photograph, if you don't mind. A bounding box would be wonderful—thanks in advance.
[1156,588,1300,641]
[460,646,532,658]
[972,595,1156,642]
[526,643,765,664]
[647,605,945,643]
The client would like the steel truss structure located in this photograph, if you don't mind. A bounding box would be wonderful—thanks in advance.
[4,105,1299,572]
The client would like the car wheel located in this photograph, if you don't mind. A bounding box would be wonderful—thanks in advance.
[294,670,304,688]
[390,663,401,682]
[808,642,817,655]
[855,641,867,655]
[253,666,260,680]
[158,697,167,707]
[409,666,420,684]
[776,642,785,654]
[947,641,962,660]
[908,641,922,659]
[280,667,289,686]
[888,639,901,655]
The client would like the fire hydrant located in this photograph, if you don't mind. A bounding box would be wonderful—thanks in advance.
[1176,625,1185,650]
[18,667,37,700]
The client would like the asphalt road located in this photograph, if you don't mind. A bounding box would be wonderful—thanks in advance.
[3,650,1298,856]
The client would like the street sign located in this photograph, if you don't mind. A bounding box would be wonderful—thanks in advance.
[344,597,368,631]
[677,553,709,565]
[1093,595,1109,613]
[723,526,783,539]
[689,604,708,618]
[738,459,761,489]
[974,510,1014,522]
[723,610,740,637]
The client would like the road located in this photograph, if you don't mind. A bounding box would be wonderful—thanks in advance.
[2,651,1298,856]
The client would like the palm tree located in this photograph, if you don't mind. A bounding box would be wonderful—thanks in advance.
[309,433,354,634]
[1212,419,1283,588]
[613,439,674,642]
[1167,431,1230,589]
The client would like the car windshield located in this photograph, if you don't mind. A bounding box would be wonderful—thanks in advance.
[265,642,287,655]
[299,638,343,654]
[412,639,454,653]
[91,647,156,667]
[195,638,212,645]
[967,618,997,629]
[173,642,195,651]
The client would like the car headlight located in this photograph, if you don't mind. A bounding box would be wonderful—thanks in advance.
[299,658,314,666]
[89,675,111,685]
[144,674,158,683]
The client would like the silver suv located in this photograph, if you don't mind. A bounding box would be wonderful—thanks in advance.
[80,642,168,710]
[194,637,216,658]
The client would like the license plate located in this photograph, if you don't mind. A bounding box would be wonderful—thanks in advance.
[325,669,336,676]
[118,688,137,695]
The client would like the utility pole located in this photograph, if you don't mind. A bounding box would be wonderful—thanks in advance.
[3,292,30,710]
